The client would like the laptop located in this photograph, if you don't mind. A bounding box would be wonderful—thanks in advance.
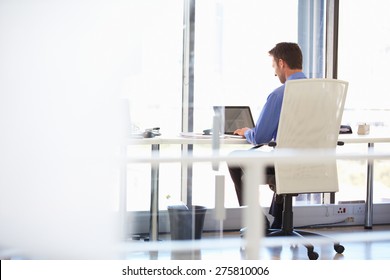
[213,106,255,135]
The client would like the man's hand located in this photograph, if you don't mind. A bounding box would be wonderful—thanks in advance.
[233,127,250,136]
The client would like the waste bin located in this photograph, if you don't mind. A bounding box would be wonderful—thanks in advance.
[167,205,207,240]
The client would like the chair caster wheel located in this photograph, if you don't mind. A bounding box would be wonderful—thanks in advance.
[308,251,319,260]
[334,244,345,254]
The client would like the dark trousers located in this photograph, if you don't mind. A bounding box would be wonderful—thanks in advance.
[227,153,284,229]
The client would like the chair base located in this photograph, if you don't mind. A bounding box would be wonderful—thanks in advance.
[267,228,344,260]
[266,194,345,260]
[240,194,345,260]
[240,227,345,260]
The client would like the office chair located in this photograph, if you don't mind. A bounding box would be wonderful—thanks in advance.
[267,78,349,260]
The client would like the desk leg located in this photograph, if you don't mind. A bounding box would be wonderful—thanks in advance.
[365,143,374,229]
[181,144,193,206]
[149,144,160,241]
[119,145,127,240]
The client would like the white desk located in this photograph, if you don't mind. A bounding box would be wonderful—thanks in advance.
[127,130,390,240]
[128,135,248,146]
[126,135,247,241]
[338,129,390,229]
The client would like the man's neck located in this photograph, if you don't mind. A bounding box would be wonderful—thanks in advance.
[285,69,302,79]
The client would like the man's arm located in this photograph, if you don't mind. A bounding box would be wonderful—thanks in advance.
[244,85,284,145]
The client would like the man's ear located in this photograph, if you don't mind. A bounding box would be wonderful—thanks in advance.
[278,59,285,68]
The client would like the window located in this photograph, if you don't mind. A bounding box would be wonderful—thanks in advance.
[127,0,390,214]
[126,1,183,136]
[193,0,299,133]
[193,0,299,208]
[337,0,390,203]
[128,0,329,211]
[125,1,184,211]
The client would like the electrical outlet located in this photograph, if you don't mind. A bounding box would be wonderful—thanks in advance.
[334,205,350,215]
[353,205,365,215]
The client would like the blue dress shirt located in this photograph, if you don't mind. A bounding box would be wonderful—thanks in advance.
[244,72,307,145]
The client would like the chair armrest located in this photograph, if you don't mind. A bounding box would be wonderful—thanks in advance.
[250,144,265,150]
[250,141,277,150]
[268,141,277,147]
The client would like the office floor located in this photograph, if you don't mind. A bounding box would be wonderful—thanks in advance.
[124,224,390,260]
[2,225,388,260]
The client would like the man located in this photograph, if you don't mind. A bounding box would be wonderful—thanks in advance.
[228,42,306,230]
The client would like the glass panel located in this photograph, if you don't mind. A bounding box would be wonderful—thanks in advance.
[125,1,183,211]
[192,0,299,208]
[127,0,332,214]
[338,0,390,203]
[126,1,183,136]
[194,0,299,132]
[339,0,390,113]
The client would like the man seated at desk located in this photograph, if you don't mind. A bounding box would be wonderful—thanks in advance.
[228,42,306,231]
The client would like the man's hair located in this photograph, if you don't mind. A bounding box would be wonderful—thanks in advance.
[268,42,303,70]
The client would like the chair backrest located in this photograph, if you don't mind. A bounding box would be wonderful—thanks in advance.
[274,79,348,194]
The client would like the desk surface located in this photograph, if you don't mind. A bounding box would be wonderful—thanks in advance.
[126,127,390,236]
[338,129,390,144]
[129,128,390,146]
[128,135,248,145]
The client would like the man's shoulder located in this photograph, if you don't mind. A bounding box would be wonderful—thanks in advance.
[288,71,307,80]
[269,84,285,97]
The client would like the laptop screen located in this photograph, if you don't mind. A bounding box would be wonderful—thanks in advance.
[214,106,255,134]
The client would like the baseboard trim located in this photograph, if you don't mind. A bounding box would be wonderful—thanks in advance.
[126,203,390,235]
